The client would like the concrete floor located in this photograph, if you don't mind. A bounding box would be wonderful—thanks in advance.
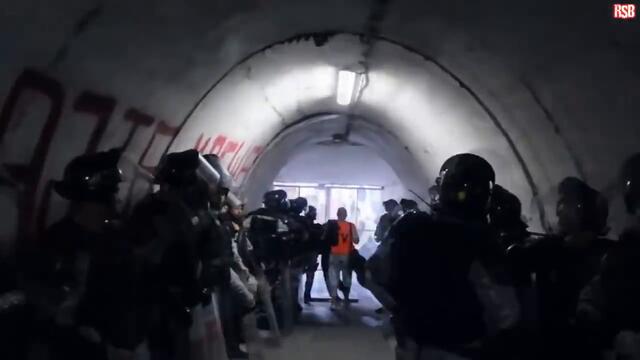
[262,272,395,360]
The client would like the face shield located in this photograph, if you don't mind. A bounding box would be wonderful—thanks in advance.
[196,154,222,188]
[196,154,243,210]
[202,154,234,190]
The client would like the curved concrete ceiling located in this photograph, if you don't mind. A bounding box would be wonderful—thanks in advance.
[1,0,639,251]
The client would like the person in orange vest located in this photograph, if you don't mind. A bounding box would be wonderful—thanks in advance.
[327,207,359,310]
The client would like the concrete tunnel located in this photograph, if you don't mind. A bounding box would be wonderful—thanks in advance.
[0,1,639,355]
[1,0,639,254]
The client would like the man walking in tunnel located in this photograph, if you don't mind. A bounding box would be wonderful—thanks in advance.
[302,205,325,304]
[327,207,359,310]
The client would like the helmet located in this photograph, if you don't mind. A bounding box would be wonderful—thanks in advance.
[306,205,318,220]
[289,197,308,214]
[621,153,640,215]
[437,153,495,218]
[155,149,200,186]
[489,184,523,228]
[556,176,608,235]
[54,149,123,204]
[264,189,287,209]
[400,199,418,212]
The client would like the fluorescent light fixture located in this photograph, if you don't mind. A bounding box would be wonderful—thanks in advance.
[274,182,320,187]
[336,70,358,106]
[325,184,383,190]
[274,182,383,190]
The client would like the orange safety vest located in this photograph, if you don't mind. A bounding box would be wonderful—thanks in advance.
[331,221,356,255]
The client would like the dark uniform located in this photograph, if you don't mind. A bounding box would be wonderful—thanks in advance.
[203,153,250,359]
[388,153,503,359]
[130,150,229,360]
[243,190,290,333]
[283,197,311,317]
[0,259,31,360]
[509,177,612,359]
[303,206,325,304]
[484,184,539,357]
[38,149,130,359]
[489,185,532,295]
[576,153,640,357]
[244,190,291,277]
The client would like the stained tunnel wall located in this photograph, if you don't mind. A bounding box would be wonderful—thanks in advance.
[0,0,639,256]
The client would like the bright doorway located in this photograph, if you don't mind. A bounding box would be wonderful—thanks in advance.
[273,182,382,254]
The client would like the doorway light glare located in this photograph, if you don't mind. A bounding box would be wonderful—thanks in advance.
[336,70,357,106]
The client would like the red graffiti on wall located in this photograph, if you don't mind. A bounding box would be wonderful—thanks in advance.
[193,133,263,183]
[139,120,179,172]
[0,69,183,243]
[0,69,65,244]
[74,91,117,153]
[0,68,266,245]
[35,90,117,235]
[122,108,155,150]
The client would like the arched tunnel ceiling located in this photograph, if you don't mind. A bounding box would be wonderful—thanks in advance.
[173,34,541,225]
[241,114,430,212]
[0,0,639,246]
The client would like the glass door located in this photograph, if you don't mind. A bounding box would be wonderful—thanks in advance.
[299,187,328,224]
[328,188,359,224]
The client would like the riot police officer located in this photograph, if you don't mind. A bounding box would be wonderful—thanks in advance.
[39,149,131,360]
[488,185,529,252]
[243,190,290,280]
[302,206,325,304]
[509,176,613,359]
[241,190,290,336]
[399,199,418,214]
[577,153,640,358]
[388,153,505,359]
[600,153,640,333]
[129,149,225,360]
[286,197,312,260]
[203,154,256,359]
[282,197,311,318]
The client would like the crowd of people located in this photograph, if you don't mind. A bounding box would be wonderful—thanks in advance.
[1,148,640,360]
[0,147,380,360]
[365,153,640,360]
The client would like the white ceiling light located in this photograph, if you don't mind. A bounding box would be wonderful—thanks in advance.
[325,184,383,190]
[274,182,320,187]
[336,70,360,106]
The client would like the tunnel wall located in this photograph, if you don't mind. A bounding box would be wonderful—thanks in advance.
[1,0,639,256]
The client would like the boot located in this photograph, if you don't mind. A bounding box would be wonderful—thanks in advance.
[342,288,351,309]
